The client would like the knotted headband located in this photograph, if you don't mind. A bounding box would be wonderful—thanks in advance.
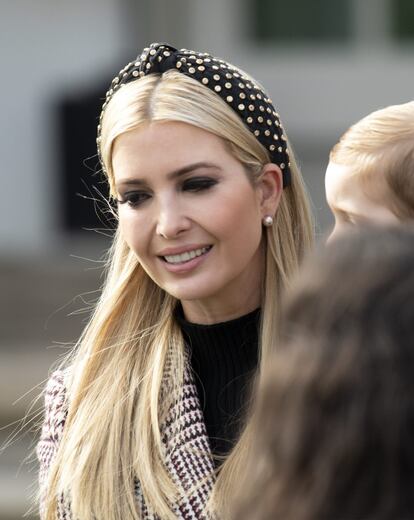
[97,42,291,187]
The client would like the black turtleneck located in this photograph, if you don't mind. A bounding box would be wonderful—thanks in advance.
[176,307,260,462]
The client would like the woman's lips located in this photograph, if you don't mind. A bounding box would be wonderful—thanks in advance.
[158,246,212,273]
[162,246,212,265]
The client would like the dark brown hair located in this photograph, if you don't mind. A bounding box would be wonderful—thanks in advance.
[233,226,414,520]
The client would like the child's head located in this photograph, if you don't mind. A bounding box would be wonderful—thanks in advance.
[232,226,414,520]
[326,101,414,241]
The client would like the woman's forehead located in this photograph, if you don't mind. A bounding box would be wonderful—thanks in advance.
[112,122,239,183]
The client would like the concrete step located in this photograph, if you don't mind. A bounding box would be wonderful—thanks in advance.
[0,240,108,520]
[0,253,103,346]
[0,433,37,520]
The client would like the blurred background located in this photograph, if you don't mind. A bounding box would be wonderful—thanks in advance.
[1,0,413,518]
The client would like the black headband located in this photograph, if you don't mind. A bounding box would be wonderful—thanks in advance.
[97,42,291,187]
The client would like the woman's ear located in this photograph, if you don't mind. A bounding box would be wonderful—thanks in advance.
[258,163,283,218]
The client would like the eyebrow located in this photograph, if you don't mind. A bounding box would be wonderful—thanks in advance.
[331,205,369,222]
[116,162,222,188]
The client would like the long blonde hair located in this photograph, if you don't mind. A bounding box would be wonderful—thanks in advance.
[43,71,314,520]
[330,101,414,219]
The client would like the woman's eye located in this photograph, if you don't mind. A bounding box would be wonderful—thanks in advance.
[337,211,356,226]
[344,215,356,226]
[182,178,218,192]
[117,192,151,208]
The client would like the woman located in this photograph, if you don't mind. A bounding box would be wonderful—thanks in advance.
[233,226,414,520]
[37,42,313,520]
[325,101,414,241]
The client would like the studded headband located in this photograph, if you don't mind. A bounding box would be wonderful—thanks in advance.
[97,42,291,187]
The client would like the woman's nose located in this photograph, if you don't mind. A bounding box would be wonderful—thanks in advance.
[155,200,191,239]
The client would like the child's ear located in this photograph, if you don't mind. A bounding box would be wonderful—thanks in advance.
[258,163,283,218]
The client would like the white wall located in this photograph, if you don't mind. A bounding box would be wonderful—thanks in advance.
[191,0,414,136]
[0,0,126,253]
[1,0,413,252]
[190,0,414,230]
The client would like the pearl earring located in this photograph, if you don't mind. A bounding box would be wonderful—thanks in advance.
[263,215,274,227]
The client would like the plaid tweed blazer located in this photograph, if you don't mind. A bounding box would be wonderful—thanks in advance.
[37,369,216,519]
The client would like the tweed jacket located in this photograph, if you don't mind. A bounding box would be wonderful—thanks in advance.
[37,368,216,519]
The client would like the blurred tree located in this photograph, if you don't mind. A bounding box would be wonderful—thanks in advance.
[392,0,414,40]
[249,0,351,43]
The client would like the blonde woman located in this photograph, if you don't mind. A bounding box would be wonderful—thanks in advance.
[37,42,314,520]
[325,100,414,241]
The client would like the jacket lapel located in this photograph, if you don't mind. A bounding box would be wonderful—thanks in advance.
[161,362,216,518]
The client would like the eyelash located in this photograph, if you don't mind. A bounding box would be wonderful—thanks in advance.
[342,214,356,225]
[117,177,218,208]
[182,177,218,192]
[117,192,150,208]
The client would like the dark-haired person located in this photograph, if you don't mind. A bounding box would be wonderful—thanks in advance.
[234,226,414,520]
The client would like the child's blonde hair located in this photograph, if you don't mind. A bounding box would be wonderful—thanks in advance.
[330,101,414,219]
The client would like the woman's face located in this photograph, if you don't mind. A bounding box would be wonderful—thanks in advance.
[325,161,399,242]
[113,121,279,323]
